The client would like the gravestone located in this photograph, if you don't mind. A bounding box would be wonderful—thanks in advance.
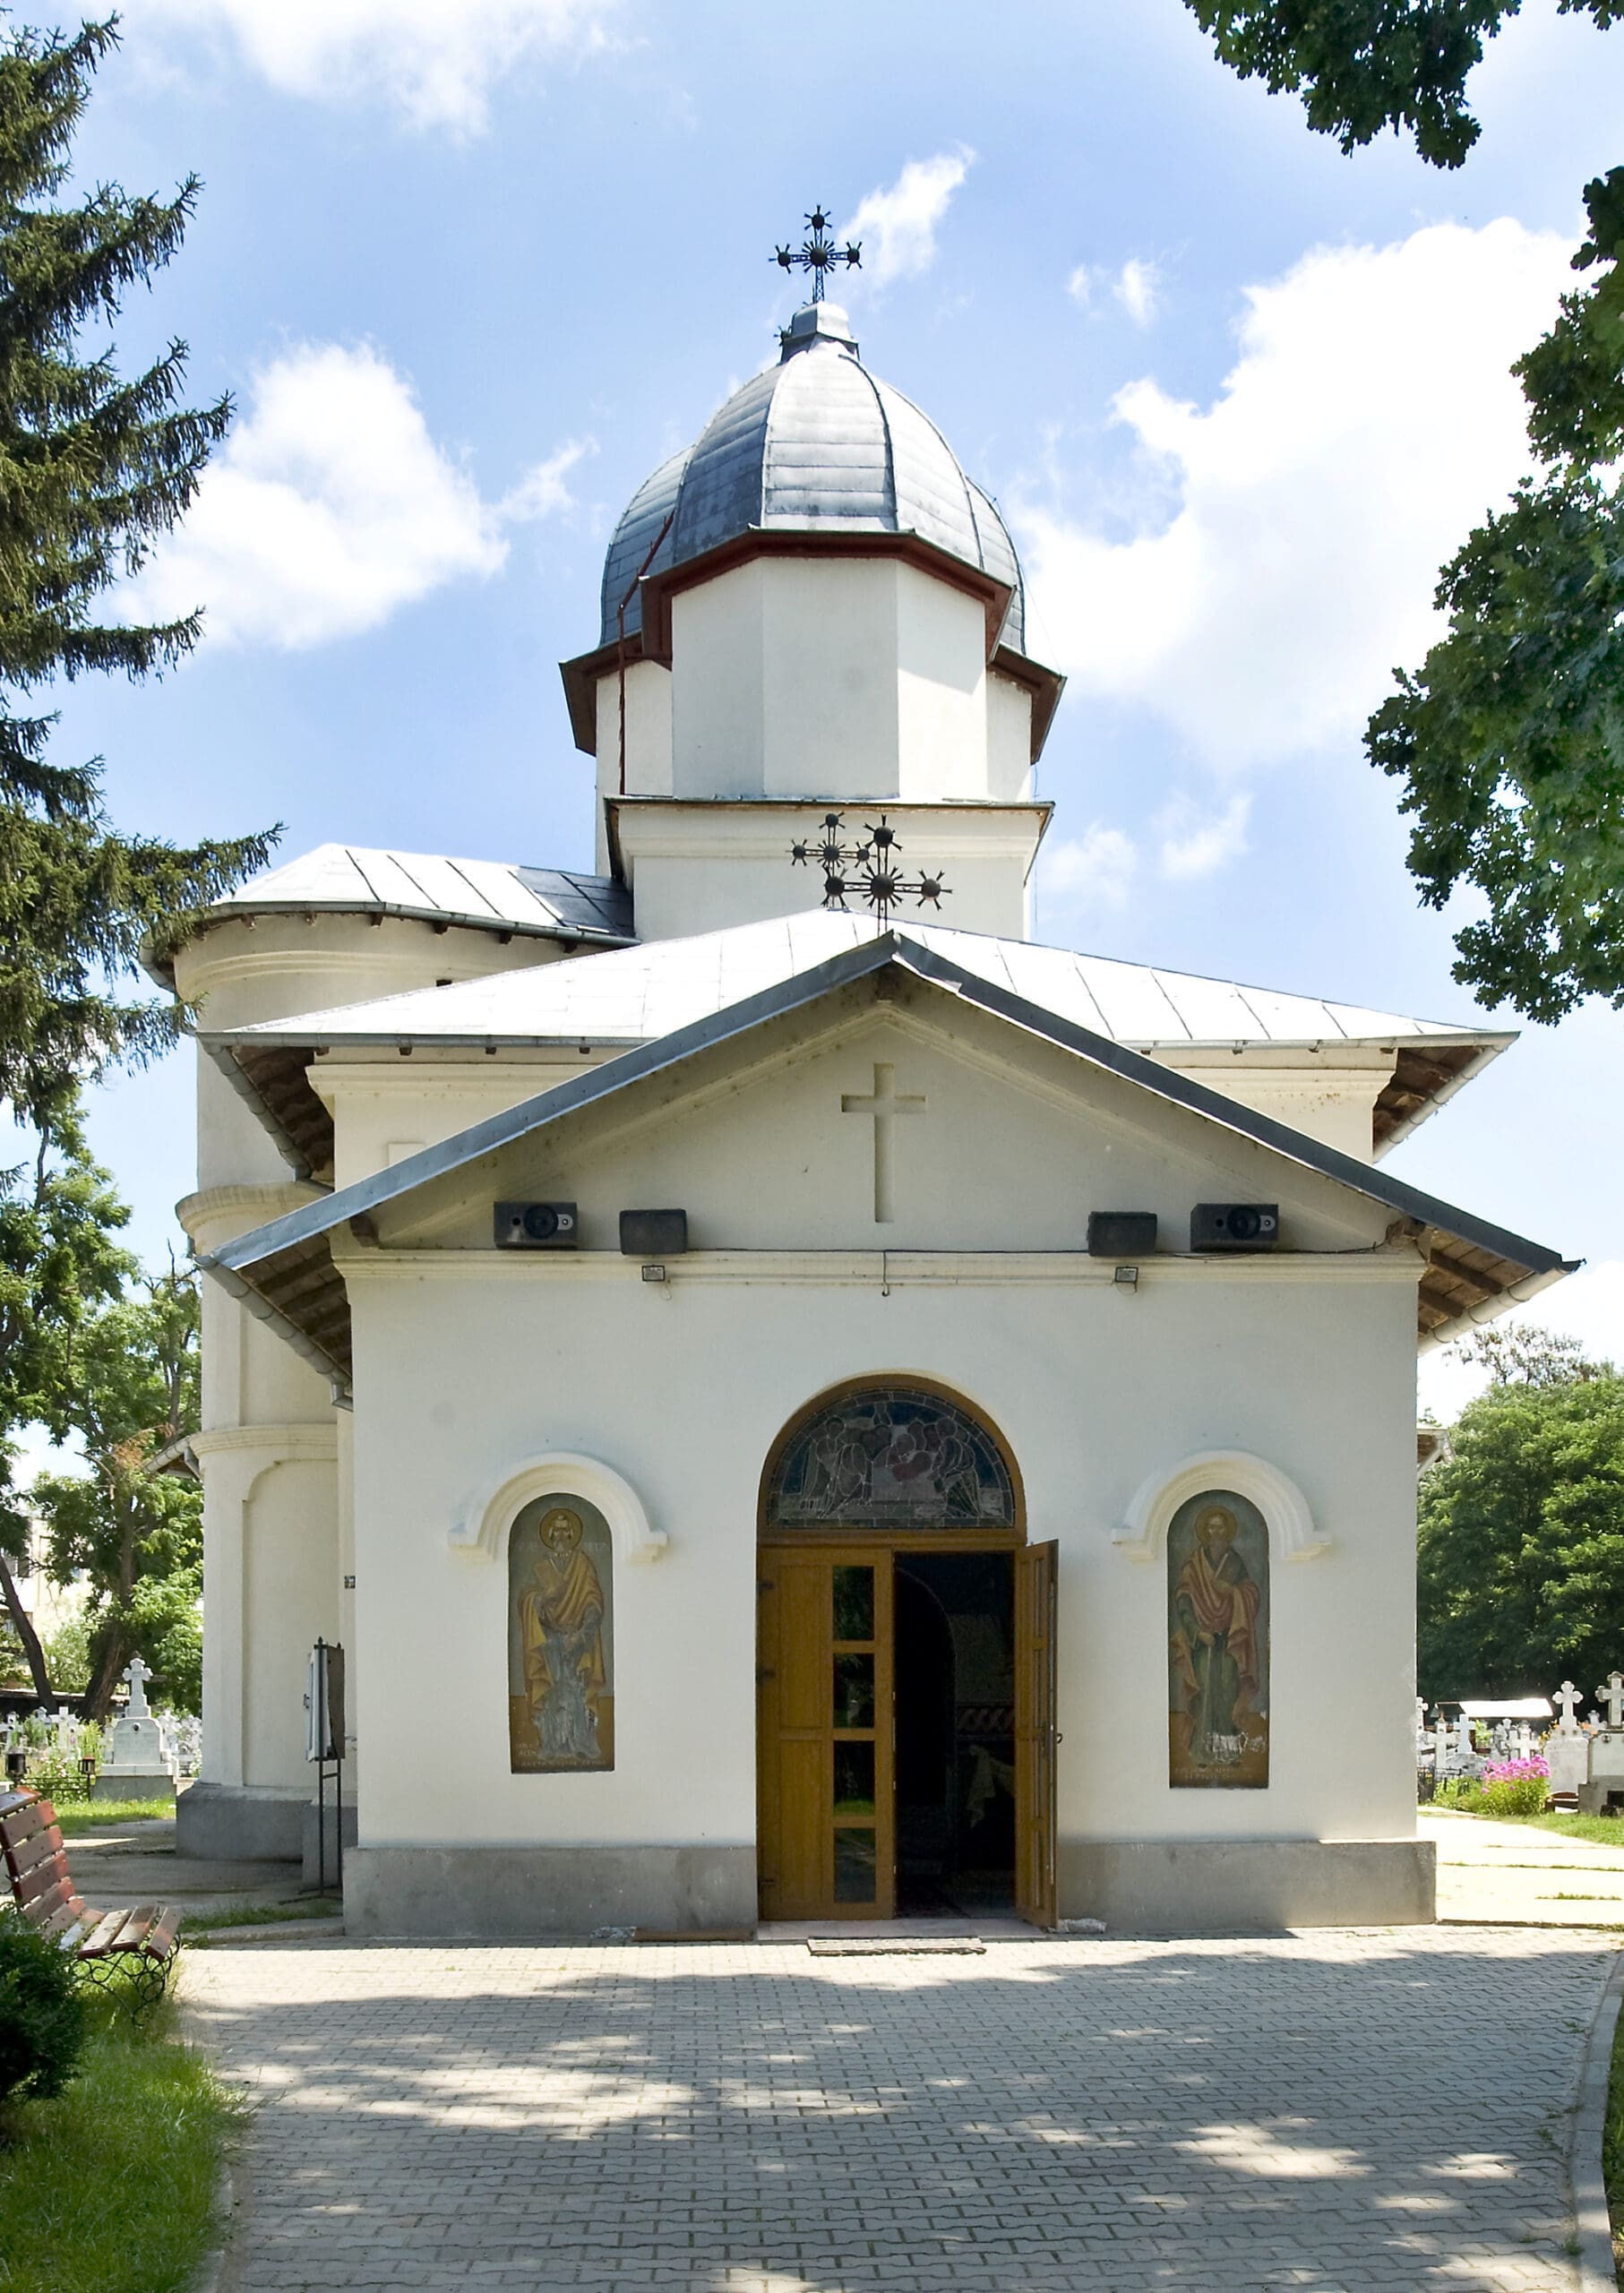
[91,1658,176,1803]
[1580,1671,1624,1814]
[1544,1680,1589,1797]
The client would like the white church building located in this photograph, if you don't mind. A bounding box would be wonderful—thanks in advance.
[168,292,1569,1937]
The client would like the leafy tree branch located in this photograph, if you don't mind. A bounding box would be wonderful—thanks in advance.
[1186,3,1624,1017]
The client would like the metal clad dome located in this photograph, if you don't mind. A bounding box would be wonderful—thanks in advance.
[599,304,1026,654]
[597,446,690,645]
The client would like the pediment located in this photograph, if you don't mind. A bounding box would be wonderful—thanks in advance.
[201,932,1569,1389]
[374,983,1391,1258]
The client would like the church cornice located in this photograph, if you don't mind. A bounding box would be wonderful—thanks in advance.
[603,795,1052,887]
[178,1181,331,1247]
[334,1246,1425,1290]
[559,529,1065,763]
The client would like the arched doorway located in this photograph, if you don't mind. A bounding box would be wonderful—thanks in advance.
[756,1380,1056,1925]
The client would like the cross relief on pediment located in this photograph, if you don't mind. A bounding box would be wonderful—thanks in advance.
[840,1062,926,1224]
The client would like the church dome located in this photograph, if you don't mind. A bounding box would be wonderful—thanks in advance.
[598,302,1027,654]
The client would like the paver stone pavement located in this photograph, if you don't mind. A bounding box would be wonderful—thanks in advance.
[185,1925,1619,2293]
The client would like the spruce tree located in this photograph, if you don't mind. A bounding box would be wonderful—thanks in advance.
[0,15,275,1122]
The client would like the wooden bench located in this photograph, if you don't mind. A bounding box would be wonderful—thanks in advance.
[0,1789,177,2010]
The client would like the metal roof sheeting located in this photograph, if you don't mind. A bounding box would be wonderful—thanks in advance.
[201,929,1571,1391]
[215,907,1509,1063]
[201,845,634,944]
[597,304,1026,653]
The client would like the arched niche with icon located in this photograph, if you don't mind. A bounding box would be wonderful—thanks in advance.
[507,1493,615,1773]
[1167,1489,1269,1790]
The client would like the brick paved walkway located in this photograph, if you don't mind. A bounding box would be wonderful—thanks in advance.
[186,1928,1616,2293]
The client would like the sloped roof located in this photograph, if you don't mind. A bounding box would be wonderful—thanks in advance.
[151,844,633,981]
[216,906,1500,1055]
[204,909,1510,1175]
[201,931,1570,1395]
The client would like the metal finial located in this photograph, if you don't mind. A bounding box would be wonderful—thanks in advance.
[788,811,949,928]
[773,206,862,303]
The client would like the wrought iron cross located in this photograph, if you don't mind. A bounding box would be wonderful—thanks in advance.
[789,812,949,928]
[774,207,862,303]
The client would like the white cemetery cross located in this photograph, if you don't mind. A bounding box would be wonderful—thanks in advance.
[1586,1673,1624,1806]
[94,1655,176,1801]
[1432,1707,1452,1777]
[1547,1681,1591,1794]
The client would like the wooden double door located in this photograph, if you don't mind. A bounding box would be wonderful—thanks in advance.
[757,1539,1058,1926]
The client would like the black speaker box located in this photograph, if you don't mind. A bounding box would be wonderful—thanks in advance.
[494,1201,579,1249]
[1190,1203,1279,1250]
[1087,1211,1158,1258]
[619,1208,689,1258]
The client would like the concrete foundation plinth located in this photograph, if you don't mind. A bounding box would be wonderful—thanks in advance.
[343,1844,757,1939]
[176,1781,304,1862]
[91,1769,175,1804]
[1058,1837,1437,1932]
[1577,1783,1624,1816]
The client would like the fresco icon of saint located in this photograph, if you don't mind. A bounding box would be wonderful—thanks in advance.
[508,1495,614,1773]
[1167,1490,1269,1789]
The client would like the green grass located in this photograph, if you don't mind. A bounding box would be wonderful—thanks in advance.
[1604,1987,1624,2275]
[1473,1809,1624,1849]
[52,1799,173,1835]
[0,1988,244,2293]
[181,1897,339,1937]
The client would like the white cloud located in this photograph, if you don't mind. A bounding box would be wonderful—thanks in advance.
[1417,1260,1624,1422]
[123,0,616,133]
[502,437,596,521]
[1066,256,1163,326]
[1021,219,1572,769]
[1156,792,1250,880]
[131,342,578,650]
[1037,823,1139,918]
[1116,257,1162,327]
[841,150,974,290]
[1036,794,1249,924]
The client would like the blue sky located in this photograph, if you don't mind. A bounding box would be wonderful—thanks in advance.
[41,0,1624,1404]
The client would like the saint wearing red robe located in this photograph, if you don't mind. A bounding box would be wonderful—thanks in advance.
[520,1507,607,1765]
[1170,1502,1263,1772]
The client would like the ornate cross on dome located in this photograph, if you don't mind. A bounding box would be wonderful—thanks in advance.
[789,812,949,927]
[774,207,862,303]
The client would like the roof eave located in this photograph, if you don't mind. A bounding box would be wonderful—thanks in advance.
[203,932,1571,1375]
[1414,1262,1574,1356]
[143,893,632,992]
[559,529,1066,762]
[1372,1035,1514,1156]
[207,933,909,1280]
